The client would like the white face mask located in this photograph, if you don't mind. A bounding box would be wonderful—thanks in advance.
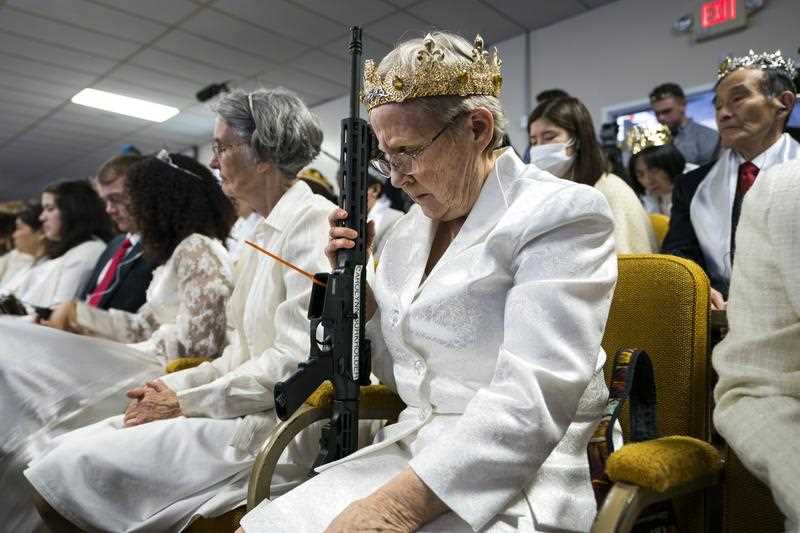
[528,142,575,178]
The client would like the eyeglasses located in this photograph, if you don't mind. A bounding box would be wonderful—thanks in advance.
[370,116,460,177]
[211,141,248,159]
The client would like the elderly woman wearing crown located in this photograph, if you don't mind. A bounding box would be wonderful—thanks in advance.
[239,31,617,533]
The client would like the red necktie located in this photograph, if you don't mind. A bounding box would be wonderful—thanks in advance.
[88,238,132,307]
[738,161,759,195]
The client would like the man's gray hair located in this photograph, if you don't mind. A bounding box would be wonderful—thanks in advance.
[212,88,323,178]
[375,31,508,150]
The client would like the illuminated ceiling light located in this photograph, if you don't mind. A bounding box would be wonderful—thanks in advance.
[71,88,180,123]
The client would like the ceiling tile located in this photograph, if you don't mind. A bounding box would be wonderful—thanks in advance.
[52,104,152,134]
[38,120,118,142]
[0,101,51,120]
[181,10,306,63]
[0,88,62,110]
[0,33,116,75]
[254,65,346,99]
[482,0,585,30]
[292,50,349,85]
[213,0,343,46]
[410,0,524,44]
[582,0,618,7]
[7,0,168,43]
[0,54,97,87]
[384,0,423,6]
[130,47,239,83]
[292,0,396,26]
[91,0,200,25]
[1,113,39,132]
[0,8,141,60]
[361,11,431,46]
[21,125,107,146]
[0,71,82,100]
[110,64,206,100]
[323,30,393,62]
[155,29,270,76]
[234,78,319,106]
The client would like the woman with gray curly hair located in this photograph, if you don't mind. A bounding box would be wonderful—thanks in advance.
[240,32,617,532]
[26,88,335,532]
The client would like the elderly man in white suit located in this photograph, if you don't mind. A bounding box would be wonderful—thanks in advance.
[713,158,800,531]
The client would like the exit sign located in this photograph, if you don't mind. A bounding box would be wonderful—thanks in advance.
[694,0,747,40]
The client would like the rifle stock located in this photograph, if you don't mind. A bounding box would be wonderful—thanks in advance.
[273,26,375,466]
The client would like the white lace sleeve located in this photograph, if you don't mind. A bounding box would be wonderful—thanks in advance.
[165,234,233,358]
[74,300,159,343]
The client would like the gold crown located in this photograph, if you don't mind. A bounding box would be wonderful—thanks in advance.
[717,49,797,81]
[625,124,672,155]
[362,33,502,111]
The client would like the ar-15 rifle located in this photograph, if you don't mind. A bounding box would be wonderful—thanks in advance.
[273,26,375,467]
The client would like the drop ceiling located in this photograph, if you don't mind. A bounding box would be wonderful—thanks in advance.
[0,0,616,201]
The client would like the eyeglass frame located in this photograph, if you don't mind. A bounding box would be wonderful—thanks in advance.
[211,140,249,159]
[370,113,465,177]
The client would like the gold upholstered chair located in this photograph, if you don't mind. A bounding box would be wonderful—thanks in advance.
[648,213,670,249]
[240,255,721,532]
[592,254,720,532]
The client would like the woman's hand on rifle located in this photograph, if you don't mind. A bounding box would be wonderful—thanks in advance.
[326,208,377,320]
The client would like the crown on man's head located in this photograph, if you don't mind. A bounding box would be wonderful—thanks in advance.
[717,49,797,81]
[625,124,673,155]
[361,33,503,111]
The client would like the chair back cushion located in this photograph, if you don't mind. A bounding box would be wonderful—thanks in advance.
[601,254,710,441]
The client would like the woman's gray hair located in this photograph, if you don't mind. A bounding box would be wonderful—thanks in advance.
[375,32,508,150]
[212,88,323,178]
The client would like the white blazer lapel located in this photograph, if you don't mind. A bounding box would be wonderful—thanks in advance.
[417,149,518,292]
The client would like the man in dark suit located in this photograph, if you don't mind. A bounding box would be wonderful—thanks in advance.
[662,50,798,309]
[77,154,154,312]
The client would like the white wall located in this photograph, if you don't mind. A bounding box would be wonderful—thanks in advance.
[494,33,529,155]
[527,0,799,129]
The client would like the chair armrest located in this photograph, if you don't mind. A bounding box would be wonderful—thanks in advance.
[165,357,213,374]
[592,436,722,533]
[606,435,722,492]
[304,382,406,419]
[247,383,404,509]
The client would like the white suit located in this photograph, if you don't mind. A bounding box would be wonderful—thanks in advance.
[242,149,617,532]
[713,158,800,531]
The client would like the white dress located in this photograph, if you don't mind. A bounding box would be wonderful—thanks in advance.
[11,239,106,308]
[25,181,333,532]
[712,159,800,532]
[0,249,34,288]
[0,233,232,532]
[241,149,618,532]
